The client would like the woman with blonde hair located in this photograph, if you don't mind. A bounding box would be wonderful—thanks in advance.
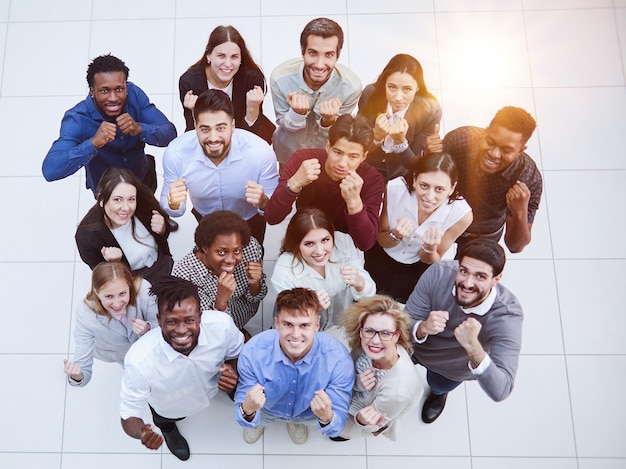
[337,295,423,440]
[62,262,158,387]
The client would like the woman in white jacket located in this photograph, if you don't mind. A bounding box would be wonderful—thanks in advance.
[338,295,424,440]
[271,208,376,330]
[62,261,158,387]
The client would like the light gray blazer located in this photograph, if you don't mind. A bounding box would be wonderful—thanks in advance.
[69,279,158,387]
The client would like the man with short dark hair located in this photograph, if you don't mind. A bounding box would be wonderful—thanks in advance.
[270,17,362,164]
[439,106,543,253]
[405,238,523,424]
[234,287,354,444]
[264,114,384,251]
[161,89,278,244]
[43,54,177,195]
[119,276,243,461]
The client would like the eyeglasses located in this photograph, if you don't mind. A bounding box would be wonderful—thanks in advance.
[359,327,399,341]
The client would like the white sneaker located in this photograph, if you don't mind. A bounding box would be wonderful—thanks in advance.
[243,426,264,444]
[286,422,308,444]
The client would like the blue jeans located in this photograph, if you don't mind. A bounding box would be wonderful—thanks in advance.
[426,369,462,396]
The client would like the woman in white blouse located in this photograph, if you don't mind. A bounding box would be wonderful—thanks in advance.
[63,261,158,387]
[271,208,376,330]
[365,152,472,303]
[75,167,173,285]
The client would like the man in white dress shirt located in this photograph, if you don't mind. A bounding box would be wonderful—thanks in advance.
[119,276,244,461]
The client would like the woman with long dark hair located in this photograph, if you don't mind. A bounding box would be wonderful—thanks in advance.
[179,25,275,143]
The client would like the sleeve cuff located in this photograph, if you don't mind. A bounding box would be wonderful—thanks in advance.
[469,353,492,375]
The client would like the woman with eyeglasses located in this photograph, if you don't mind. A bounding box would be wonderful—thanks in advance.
[179,25,275,144]
[336,295,424,440]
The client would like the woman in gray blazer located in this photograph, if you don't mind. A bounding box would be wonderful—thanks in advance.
[63,262,158,387]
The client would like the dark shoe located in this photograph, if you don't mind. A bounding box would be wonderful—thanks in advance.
[330,436,349,441]
[162,425,190,461]
[421,392,448,424]
[168,219,179,232]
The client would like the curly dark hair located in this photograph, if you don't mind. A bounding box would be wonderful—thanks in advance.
[194,210,251,250]
[149,276,201,315]
[489,106,537,144]
[86,54,129,87]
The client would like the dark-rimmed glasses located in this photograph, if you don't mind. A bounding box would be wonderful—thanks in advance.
[359,327,399,341]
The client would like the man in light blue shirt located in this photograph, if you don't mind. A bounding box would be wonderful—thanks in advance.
[234,287,354,444]
[161,89,278,244]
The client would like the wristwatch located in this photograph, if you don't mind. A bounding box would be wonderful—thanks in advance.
[240,404,255,418]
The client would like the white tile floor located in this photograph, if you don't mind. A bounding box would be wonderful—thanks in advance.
[0,0,624,467]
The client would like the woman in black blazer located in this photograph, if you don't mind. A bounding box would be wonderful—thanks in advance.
[358,54,442,181]
[75,168,173,285]
[179,25,275,144]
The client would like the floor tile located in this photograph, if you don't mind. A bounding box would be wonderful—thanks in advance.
[472,458,577,469]
[525,9,623,87]
[162,454,263,468]
[347,0,434,13]
[543,171,626,259]
[0,453,62,468]
[503,259,563,355]
[92,0,175,20]
[0,177,80,262]
[467,355,576,457]
[578,459,626,469]
[260,0,345,16]
[523,0,613,9]
[264,455,366,468]
[555,259,625,354]
[369,456,471,468]
[0,262,73,353]
[534,87,626,170]
[436,11,532,89]
[567,355,626,458]
[8,0,91,21]
[61,453,161,469]
[2,22,90,97]
[177,0,261,18]
[0,355,65,452]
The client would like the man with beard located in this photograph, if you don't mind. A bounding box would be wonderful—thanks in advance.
[120,276,243,461]
[430,106,542,253]
[270,17,362,165]
[43,54,177,196]
[405,238,523,424]
[161,89,278,244]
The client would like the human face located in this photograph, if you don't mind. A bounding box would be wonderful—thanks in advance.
[274,308,320,363]
[158,297,201,356]
[324,137,367,182]
[200,232,243,276]
[385,71,418,113]
[413,170,456,216]
[299,228,333,275]
[96,277,131,317]
[195,110,235,164]
[455,256,502,308]
[360,313,399,365]
[206,41,241,88]
[479,123,527,174]
[90,71,127,119]
[101,182,136,229]
[302,35,339,90]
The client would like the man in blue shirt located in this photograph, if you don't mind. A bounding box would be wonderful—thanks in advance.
[234,287,354,444]
[43,54,177,195]
[161,89,278,244]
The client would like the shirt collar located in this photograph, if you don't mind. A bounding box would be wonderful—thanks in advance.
[451,284,497,316]
[272,330,318,365]
[159,324,207,361]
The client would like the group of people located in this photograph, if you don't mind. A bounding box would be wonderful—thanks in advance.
[45,16,539,461]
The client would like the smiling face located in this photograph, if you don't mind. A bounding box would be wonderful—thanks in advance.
[274,308,320,363]
[195,110,235,164]
[200,232,243,276]
[302,34,339,90]
[455,256,502,308]
[360,313,399,365]
[206,41,241,88]
[101,182,136,229]
[324,137,367,181]
[90,71,127,119]
[385,71,418,113]
[298,228,333,275]
[158,297,201,356]
[413,170,455,216]
[479,123,527,174]
[96,277,131,317]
